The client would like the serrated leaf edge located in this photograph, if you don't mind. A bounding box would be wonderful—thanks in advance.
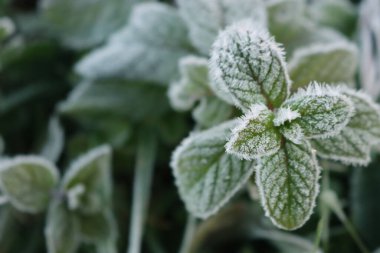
[285,82,355,139]
[256,141,321,230]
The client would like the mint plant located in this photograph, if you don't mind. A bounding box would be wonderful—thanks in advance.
[171,20,380,230]
[1,0,380,252]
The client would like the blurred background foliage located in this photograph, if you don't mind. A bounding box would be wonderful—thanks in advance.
[0,0,379,253]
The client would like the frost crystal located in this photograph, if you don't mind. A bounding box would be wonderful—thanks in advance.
[171,120,255,218]
[210,20,290,110]
[177,0,267,55]
[273,107,300,126]
[226,104,281,160]
[281,82,354,139]
[256,140,320,230]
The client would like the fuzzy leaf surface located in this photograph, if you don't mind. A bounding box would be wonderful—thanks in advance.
[281,83,353,139]
[75,3,192,84]
[177,0,266,55]
[168,56,210,111]
[311,89,380,165]
[256,141,320,230]
[45,200,80,253]
[210,21,290,110]
[0,156,59,213]
[172,120,255,218]
[289,42,358,89]
[62,145,112,214]
[226,104,281,160]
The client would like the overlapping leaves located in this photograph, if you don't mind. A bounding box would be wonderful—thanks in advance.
[173,20,380,231]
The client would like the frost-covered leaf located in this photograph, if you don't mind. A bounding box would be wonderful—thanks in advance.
[62,145,112,214]
[79,210,117,250]
[210,21,290,110]
[177,0,267,55]
[279,123,304,145]
[39,117,64,163]
[0,156,59,213]
[226,104,281,160]
[256,140,320,230]
[59,80,169,123]
[75,2,192,84]
[289,42,358,89]
[311,88,380,165]
[40,0,141,49]
[281,83,353,139]
[192,97,233,128]
[168,56,210,111]
[45,200,80,253]
[171,120,255,218]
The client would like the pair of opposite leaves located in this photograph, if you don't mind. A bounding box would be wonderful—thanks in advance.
[0,145,116,253]
[172,21,380,230]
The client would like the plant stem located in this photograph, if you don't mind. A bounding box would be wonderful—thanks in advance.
[178,215,197,253]
[127,129,157,253]
[0,195,8,205]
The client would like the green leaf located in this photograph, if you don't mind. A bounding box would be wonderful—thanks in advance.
[168,56,210,111]
[45,200,80,253]
[192,96,233,128]
[59,80,169,123]
[289,42,358,89]
[171,120,255,218]
[226,104,281,160]
[40,0,140,49]
[79,210,117,250]
[62,145,112,214]
[281,83,354,139]
[0,156,59,213]
[75,2,192,84]
[311,88,380,165]
[210,21,290,110]
[256,140,320,230]
[177,0,267,55]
